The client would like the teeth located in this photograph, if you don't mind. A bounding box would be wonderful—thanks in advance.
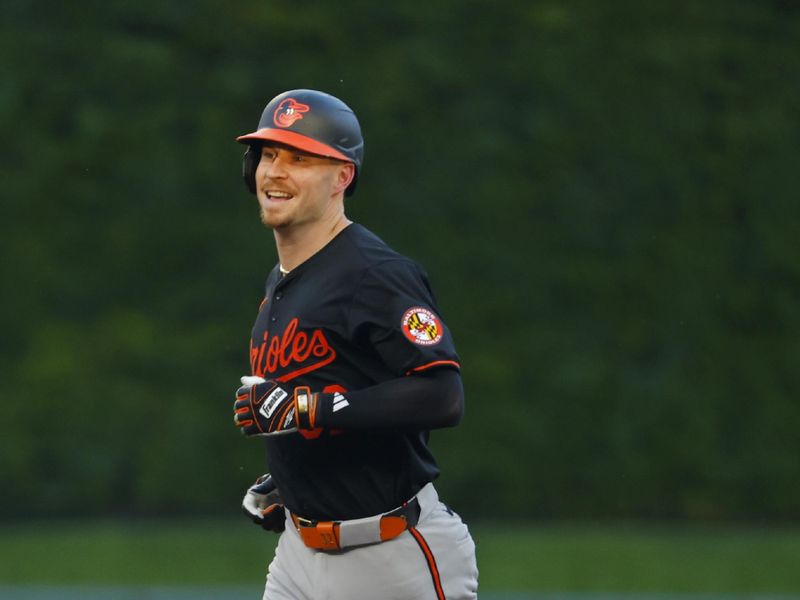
[267,191,292,199]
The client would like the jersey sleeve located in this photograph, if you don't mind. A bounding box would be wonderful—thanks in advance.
[347,259,460,377]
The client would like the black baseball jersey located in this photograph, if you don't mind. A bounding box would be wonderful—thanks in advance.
[248,223,460,521]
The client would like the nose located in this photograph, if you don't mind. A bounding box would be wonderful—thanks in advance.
[263,157,287,178]
[259,150,289,180]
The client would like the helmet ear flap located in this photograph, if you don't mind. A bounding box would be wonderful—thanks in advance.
[243,144,260,194]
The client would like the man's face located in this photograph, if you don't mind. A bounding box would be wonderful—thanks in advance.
[254,144,353,231]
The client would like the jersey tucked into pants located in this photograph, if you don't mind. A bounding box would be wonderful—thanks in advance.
[248,223,478,599]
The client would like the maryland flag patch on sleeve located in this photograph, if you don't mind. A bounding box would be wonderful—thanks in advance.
[401,307,444,346]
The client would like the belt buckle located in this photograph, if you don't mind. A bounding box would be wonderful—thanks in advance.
[296,516,315,528]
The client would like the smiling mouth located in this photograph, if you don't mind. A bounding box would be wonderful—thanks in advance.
[265,190,294,201]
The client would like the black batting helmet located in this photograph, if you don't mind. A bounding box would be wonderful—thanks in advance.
[237,89,364,196]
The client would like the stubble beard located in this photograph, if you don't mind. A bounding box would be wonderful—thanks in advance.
[260,204,289,230]
[259,206,274,228]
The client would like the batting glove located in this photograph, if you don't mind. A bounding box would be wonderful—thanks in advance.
[242,473,285,533]
[233,376,323,438]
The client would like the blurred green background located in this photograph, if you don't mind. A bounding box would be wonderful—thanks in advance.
[2,0,799,597]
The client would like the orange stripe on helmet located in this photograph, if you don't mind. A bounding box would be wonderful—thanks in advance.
[236,128,352,163]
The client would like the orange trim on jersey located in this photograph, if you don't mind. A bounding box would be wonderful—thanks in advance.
[405,360,461,376]
[236,128,352,163]
[409,527,446,600]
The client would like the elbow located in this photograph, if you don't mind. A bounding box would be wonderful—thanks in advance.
[441,394,464,428]
[436,371,465,428]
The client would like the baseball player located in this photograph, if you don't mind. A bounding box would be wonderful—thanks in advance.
[232,89,478,600]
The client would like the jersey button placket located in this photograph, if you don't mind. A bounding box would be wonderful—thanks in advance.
[270,284,284,323]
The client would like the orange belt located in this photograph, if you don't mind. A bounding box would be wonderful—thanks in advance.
[290,497,421,551]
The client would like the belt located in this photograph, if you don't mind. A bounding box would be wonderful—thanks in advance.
[290,496,421,551]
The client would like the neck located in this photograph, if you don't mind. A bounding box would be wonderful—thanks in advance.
[274,214,352,272]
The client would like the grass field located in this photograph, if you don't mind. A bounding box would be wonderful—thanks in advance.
[1,519,799,598]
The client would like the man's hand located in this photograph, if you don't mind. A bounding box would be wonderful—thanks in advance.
[233,376,323,438]
[234,377,297,436]
[242,473,285,533]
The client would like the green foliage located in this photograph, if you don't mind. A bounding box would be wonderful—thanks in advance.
[1,0,799,520]
[2,519,800,594]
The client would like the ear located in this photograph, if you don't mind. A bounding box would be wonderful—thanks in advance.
[332,163,355,195]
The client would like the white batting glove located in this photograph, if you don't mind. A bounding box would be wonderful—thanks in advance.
[242,473,285,533]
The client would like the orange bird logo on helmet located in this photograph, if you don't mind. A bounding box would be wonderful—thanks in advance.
[273,98,310,128]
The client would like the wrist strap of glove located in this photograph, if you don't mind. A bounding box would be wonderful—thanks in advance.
[294,387,324,439]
